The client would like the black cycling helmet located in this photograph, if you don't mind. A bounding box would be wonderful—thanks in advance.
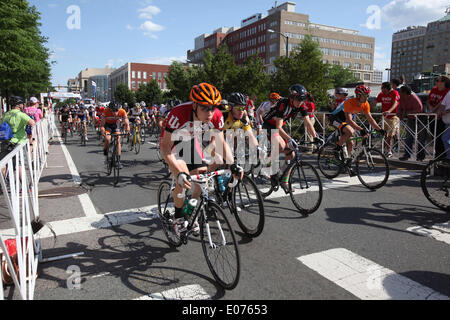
[63,104,69,109]
[173,99,182,107]
[9,96,24,107]
[227,93,247,107]
[109,101,121,111]
[288,84,307,101]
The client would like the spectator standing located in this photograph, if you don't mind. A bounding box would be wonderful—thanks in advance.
[440,90,450,161]
[0,96,35,161]
[397,86,426,161]
[427,76,450,160]
[24,97,43,151]
[304,93,316,150]
[372,82,400,158]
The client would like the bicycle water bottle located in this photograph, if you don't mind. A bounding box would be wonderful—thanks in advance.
[183,198,198,217]
[217,176,226,193]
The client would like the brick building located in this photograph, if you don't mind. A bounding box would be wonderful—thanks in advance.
[187,2,376,83]
[108,62,170,100]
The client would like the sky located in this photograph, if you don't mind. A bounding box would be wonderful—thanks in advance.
[28,0,450,87]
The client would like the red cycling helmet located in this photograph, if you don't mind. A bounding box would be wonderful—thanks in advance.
[355,85,371,96]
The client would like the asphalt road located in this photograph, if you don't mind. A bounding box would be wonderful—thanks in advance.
[2,124,449,301]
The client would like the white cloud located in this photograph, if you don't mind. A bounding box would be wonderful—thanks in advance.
[142,56,187,65]
[138,5,161,20]
[381,0,449,30]
[140,20,165,37]
[126,25,133,31]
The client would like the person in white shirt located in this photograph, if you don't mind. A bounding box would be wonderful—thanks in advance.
[256,93,281,133]
[440,91,450,160]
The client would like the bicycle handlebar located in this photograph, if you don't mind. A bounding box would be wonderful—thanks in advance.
[177,169,238,199]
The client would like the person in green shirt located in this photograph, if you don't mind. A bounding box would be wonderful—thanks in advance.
[0,96,35,160]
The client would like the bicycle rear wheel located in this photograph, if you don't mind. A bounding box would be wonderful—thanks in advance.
[317,142,342,179]
[289,162,323,216]
[157,181,182,247]
[201,202,240,290]
[232,176,265,238]
[113,146,120,185]
[356,148,390,190]
[421,160,450,212]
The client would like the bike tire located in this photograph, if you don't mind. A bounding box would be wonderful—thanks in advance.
[157,181,183,247]
[356,148,390,190]
[421,159,450,212]
[317,142,343,179]
[200,202,240,290]
[135,133,141,155]
[232,175,265,238]
[289,162,323,216]
[113,146,120,185]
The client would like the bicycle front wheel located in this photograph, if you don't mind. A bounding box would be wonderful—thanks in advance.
[157,181,182,247]
[317,142,342,179]
[232,176,265,238]
[421,160,450,212]
[289,162,323,216]
[113,147,120,185]
[201,202,240,290]
[135,133,141,155]
[356,148,390,190]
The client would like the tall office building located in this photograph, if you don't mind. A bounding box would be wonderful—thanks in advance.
[187,2,376,83]
[390,8,450,83]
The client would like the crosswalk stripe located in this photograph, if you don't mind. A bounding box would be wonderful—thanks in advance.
[297,248,450,300]
[407,222,450,245]
[134,284,210,300]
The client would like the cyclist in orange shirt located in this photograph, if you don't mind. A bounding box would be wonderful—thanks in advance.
[336,85,385,157]
[100,101,130,169]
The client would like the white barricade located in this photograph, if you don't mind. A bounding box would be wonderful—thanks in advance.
[289,112,447,161]
[0,114,53,300]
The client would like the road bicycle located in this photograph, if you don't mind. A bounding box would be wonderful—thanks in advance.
[105,133,127,186]
[128,122,142,155]
[252,140,323,216]
[60,122,71,144]
[157,170,241,289]
[79,122,87,146]
[317,130,390,190]
[421,158,450,212]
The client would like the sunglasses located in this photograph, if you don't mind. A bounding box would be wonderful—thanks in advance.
[199,105,217,112]
[233,106,246,111]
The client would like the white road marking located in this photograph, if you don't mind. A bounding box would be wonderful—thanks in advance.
[134,284,210,300]
[297,248,450,300]
[52,121,99,218]
[407,222,450,245]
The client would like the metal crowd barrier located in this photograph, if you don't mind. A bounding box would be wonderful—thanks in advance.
[0,114,53,300]
[288,112,447,161]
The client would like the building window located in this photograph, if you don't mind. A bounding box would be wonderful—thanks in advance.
[354,73,361,80]
[354,63,361,70]
[132,81,136,89]
[343,62,351,68]
[364,74,371,81]
[269,44,277,53]
[158,72,162,80]
[332,61,340,65]
[364,64,371,71]
[143,72,147,79]
[153,72,156,79]
[132,71,136,79]
[138,71,141,79]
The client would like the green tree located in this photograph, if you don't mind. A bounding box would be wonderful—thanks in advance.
[114,83,135,106]
[165,61,191,101]
[237,54,270,105]
[271,35,330,108]
[136,80,163,105]
[327,64,360,89]
[0,0,52,103]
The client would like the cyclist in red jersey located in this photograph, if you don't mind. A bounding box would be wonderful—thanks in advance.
[160,83,243,234]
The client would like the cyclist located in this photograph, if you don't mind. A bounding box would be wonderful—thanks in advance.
[58,104,72,136]
[160,83,243,236]
[128,103,144,133]
[331,88,349,111]
[95,103,105,131]
[100,101,130,169]
[222,92,259,148]
[335,85,385,159]
[262,84,324,192]
[256,92,281,133]
[76,105,89,141]
[88,105,96,127]
[157,100,176,130]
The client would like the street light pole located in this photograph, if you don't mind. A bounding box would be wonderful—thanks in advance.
[268,29,289,57]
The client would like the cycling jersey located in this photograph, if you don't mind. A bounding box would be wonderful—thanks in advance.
[262,98,308,126]
[222,110,252,132]
[76,109,88,122]
[59,111,71,123]
[344,98,371,115]
[256,101,275,124]
[96,106,105,117]
[162,102,224,171]
[103,108,127,125]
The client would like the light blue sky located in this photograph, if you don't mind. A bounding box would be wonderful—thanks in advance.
[29,0,449,87]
